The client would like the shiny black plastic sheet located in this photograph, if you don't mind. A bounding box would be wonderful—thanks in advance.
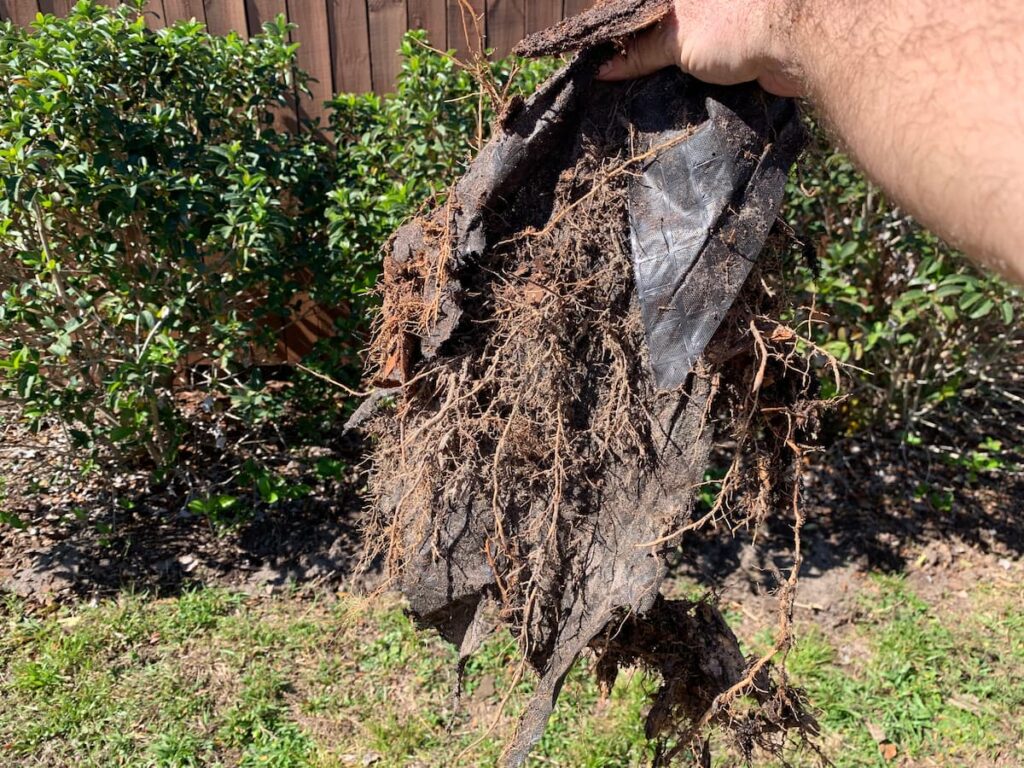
[629,91,800,388]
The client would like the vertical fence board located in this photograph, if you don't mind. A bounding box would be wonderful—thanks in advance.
[0,1,41,25]
[137,1,168,28]
[446,0,483,59]
[407,0,444,50]
[203,0,248,35]
[38,0,74,15]
[327,0,372,93]
[162,0,206,23]
[244,0,285,35]
[485,0,522,58]
[287,0,333,128]
[524,0,559,34]
[367,0,406,93]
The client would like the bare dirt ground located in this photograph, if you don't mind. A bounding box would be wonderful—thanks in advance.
[2,397,1021,615]
[671,428,1024,644]
[0,399,371,603]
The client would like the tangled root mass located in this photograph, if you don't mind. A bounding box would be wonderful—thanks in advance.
[358,3,825,762]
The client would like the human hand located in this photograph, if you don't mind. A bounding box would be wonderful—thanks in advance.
[596,0,804,97]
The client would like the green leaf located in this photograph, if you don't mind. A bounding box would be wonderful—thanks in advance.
[933,285,962,300]
[1001,301,1015,325]
[958,292,984,311]
[969,299,994,319]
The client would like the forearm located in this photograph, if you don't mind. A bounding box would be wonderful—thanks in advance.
[785,0,1024,280]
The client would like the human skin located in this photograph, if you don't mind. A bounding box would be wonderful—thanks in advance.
[597,0,1024,284]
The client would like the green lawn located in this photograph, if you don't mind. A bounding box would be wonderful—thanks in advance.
[1,572,1021,767]
[776,575,1024,767]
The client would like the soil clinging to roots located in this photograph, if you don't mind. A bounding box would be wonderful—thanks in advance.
[357,2,824,764]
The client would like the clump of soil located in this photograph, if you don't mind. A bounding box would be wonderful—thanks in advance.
[514,0,672,57]
[357,2,818,764]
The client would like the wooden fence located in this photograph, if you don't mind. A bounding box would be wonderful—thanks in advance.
[0,0,583,126]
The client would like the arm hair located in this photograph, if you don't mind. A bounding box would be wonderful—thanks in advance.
[788,0,1024,280]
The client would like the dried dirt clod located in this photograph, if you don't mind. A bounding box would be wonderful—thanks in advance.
[515,0,672,58]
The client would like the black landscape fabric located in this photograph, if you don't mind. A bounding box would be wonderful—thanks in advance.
[357,0,807,763]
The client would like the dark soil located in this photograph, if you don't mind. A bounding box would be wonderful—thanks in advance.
[5,351,1020,610]
[514,0,671,57]
[0,399,372,604]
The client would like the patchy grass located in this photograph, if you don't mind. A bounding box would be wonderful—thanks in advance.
[0,589,653,767]
[0,572,1021,767]
[773,574,1024,767]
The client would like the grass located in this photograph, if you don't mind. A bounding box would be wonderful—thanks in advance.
[0,572,1021,767]
[0,589,654,767]
[774,574,1024,767]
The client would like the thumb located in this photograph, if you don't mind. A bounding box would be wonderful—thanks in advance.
[596,20,680,81]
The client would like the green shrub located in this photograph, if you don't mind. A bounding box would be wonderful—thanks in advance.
[783,127,1022,434]
[0,1,338,469]
[1,0,1010,500]
[0,3,552,497]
